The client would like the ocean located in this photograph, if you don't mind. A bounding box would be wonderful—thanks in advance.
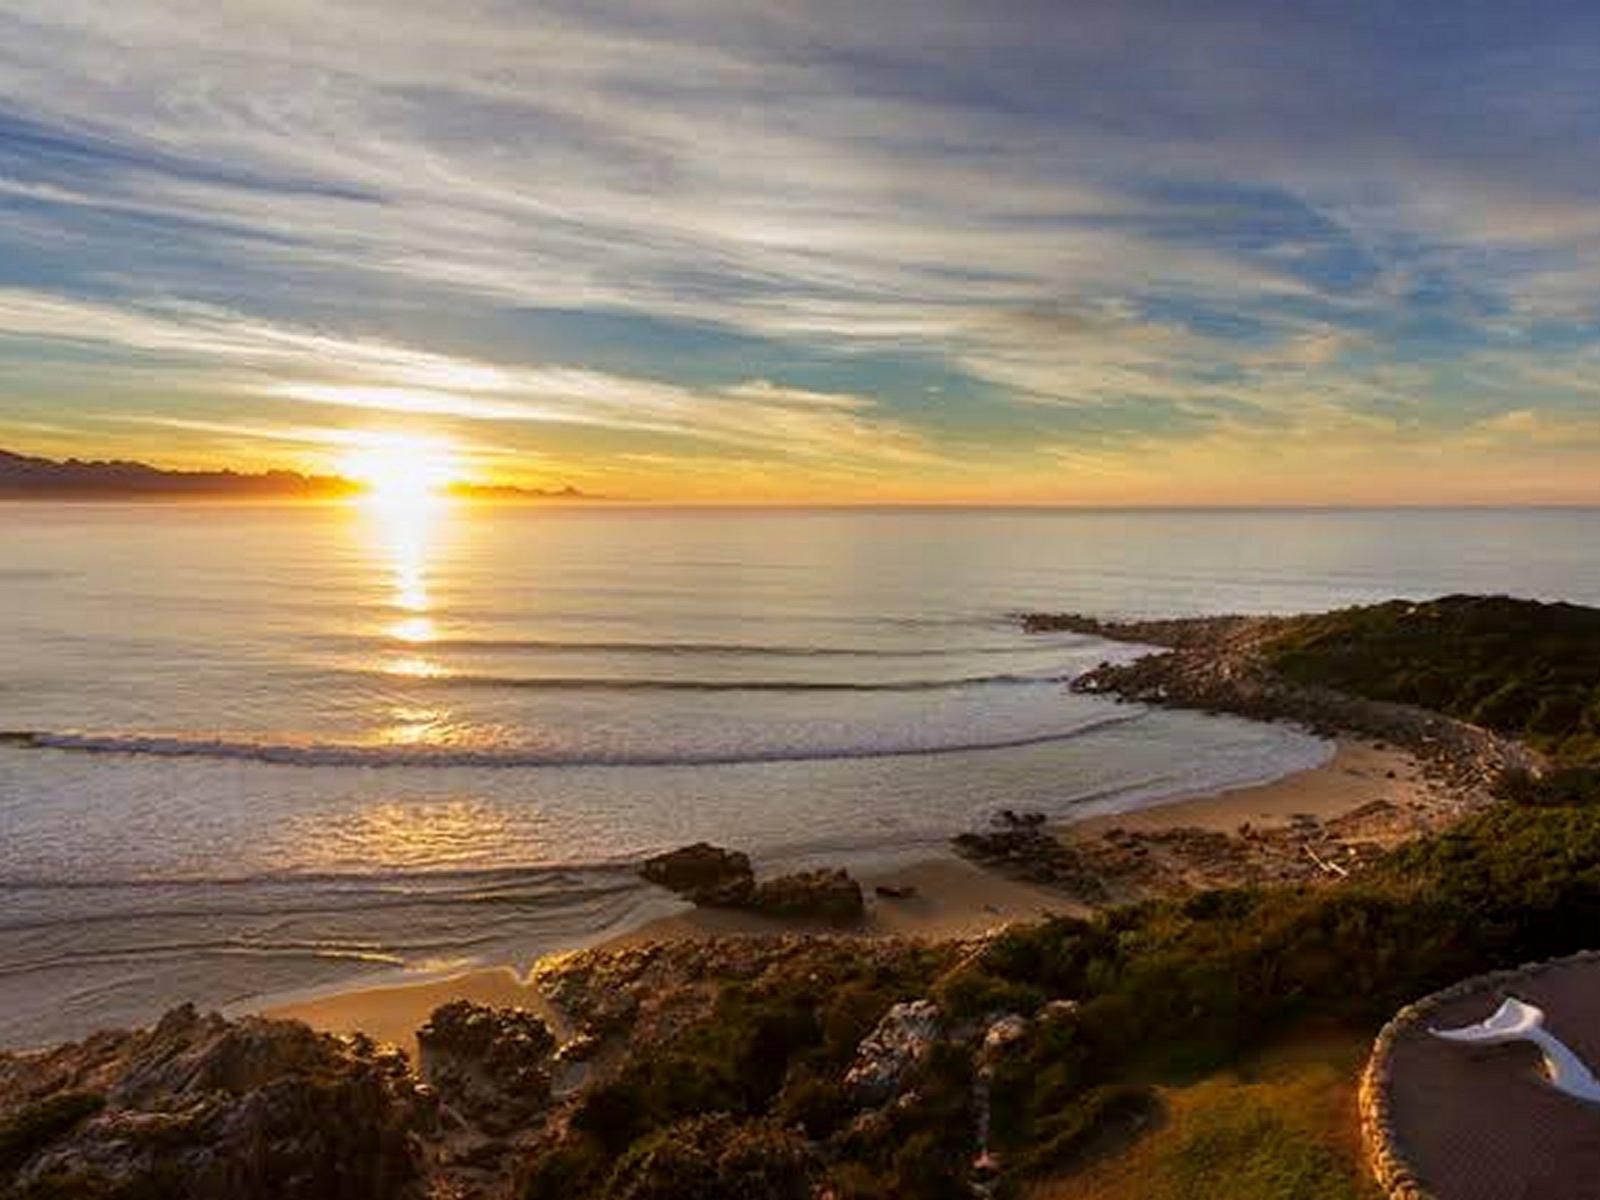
[2,503,1597,1047]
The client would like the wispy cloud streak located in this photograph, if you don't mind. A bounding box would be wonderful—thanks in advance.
[1,1,1598,498]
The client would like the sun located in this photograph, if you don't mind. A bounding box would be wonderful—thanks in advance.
[338,433,460,508]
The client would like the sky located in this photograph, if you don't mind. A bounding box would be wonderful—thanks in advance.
[2,1,1600,504]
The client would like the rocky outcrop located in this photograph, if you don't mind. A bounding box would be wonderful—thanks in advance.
[417,1000,557,1134]
[1074,800,1427,898]
[751,869,864,924]
[972,1012,1032,1187]
[953,811,1108,901]
[843,1000,942,1108]
[0,1004,423,1200]
[1022,610,1537,798]
[953,792,1445,906]
[639,845,865,924]
[2,938,976,1200]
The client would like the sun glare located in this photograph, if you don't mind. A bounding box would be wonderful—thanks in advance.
[339,433,460,508]
[341,431,457,680]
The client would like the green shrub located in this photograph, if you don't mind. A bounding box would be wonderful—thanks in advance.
[951,798,1600,1186]
[1152,1096,1359,1200]
[1264,595,1600,762]
[1008,1083,1159,1178]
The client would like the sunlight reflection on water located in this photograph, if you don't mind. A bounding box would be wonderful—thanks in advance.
[362,493,452,695]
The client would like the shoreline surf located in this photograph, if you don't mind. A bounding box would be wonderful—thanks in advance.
[260,735,1408,1057]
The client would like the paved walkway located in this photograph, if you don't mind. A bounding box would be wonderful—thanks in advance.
[1379,957,1600,1199]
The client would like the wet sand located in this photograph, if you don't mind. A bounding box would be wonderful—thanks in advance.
[1065,739,1435,839]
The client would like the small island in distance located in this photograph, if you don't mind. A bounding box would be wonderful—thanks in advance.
[0,448,595,502]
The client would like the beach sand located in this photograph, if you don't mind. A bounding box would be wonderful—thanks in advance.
[264,737,1430,1056]
[259,857,1070,1059]
[1065,738,1434,839]
[258,966,561,1063]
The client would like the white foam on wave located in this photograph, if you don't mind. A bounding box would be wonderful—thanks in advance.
[2,708,1146,769]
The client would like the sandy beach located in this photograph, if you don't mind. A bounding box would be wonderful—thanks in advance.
[260,857,1073,1058]
[1066,738,1434,838]
[263,736,1427,1056]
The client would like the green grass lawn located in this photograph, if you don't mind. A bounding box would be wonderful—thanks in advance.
[1027,1030,1381,1200]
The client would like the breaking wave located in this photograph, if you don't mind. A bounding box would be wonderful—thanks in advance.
[358,669,1075,692]
[0,709,1144,769]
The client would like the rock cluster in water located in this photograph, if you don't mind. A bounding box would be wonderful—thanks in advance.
[639,842,866,924]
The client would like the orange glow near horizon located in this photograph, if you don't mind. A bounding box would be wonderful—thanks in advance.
[339,432,462,510]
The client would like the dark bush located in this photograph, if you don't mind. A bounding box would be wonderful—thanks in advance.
[605,1114,817,1200]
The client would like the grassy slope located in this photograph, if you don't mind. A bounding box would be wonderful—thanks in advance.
[1027,1031,1379,1200]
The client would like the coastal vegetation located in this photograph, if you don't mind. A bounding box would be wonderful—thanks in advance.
[509,598,1600,1198]
[3,594,1598,1199]
[510,773,1600,1199]
[1263,596,1600,764]
[1026,1033,1379,1200]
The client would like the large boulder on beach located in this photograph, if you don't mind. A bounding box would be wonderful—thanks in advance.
[752,869,865,925]
[640,843,756,906]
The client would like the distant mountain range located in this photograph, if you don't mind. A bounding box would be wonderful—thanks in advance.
[0,448,592,501]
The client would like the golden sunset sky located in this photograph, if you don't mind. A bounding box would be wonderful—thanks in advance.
[3,2,1600,503]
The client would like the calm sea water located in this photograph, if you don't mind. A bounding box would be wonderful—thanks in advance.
[1,504,1596,1047]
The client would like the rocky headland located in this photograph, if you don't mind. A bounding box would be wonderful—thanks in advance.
[0,937,999,1200]
[1021,608,1539,794]
[951,600,1554,903]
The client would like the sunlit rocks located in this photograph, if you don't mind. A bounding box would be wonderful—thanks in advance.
[0,1005,422,1199]
[639,844,866,924]
[843,999,942,1108]
[639,842,756,906]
